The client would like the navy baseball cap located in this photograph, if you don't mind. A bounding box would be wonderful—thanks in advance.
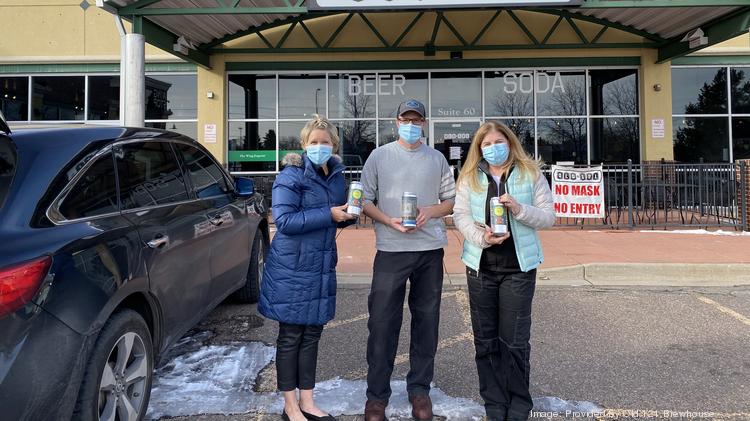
[397,99,426,118]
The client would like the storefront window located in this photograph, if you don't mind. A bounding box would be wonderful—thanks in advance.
[484,71,534,117]
[228,74,276,119]
[32,76,84,121]
[672,67,727,115]
[0,77,28,121]
[589,69,638,116]
[590,117,639,164]
[537,71,586,117]
[730,68,750,114]
[431,72,481,119]
[673,117,729,162]
[732,117,750,161]
[377,72,428,119]
[228,121,277,172]
[145,75,197,120]
[537,118,587,165]
[492,118,535,157]
[328,73,376,119]
[378,120,399,146]
[278,121,307,166]
[145,122,197,140]
[88,76,119,121]
[279,75,326,118]
[334,120,376,167]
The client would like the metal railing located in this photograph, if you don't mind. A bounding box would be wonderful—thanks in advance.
[250,160,748,231]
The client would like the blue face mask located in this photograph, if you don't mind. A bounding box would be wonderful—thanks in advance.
[306,144,333,166]
[398,123,423,144]
[481,143,510,166]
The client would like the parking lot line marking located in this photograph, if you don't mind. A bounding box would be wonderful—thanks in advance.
[694,295,750,327]
[328,291,461,330]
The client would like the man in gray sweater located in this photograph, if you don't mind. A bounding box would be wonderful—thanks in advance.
[361,99,456,421]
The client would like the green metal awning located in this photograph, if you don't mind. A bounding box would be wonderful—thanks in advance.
[100,0,750,68]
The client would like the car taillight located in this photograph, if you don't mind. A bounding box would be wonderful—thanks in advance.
[0,256,52,318]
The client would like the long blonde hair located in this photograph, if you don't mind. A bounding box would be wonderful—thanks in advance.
[457,121,539,192]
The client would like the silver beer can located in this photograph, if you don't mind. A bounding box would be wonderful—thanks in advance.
[347,181,364,216]
[401,192,418,228]
[490,197,508,235]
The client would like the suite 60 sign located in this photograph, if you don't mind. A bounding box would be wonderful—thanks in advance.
[551,166,605,218]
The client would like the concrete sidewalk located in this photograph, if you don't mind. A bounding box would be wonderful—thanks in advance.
[333,227,750,287]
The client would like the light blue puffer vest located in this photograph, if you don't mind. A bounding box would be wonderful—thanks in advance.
[461,167,544,273]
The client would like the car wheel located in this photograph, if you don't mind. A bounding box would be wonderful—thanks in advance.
[233,228,265,304]
[73,309,153,421]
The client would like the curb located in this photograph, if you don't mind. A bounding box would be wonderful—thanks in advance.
[339,263,750,287]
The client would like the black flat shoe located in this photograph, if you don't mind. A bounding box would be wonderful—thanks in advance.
[300,409,337,421]
[281,411,291,421]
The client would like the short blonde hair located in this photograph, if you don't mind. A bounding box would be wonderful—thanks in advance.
[300,115,340,152]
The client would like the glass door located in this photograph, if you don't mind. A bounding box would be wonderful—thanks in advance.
[430,119,481,176]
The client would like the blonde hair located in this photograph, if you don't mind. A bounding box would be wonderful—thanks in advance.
[300,114,340,152]
[457,121,540,192]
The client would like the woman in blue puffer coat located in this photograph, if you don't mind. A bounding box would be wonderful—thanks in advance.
[259,115,355,421]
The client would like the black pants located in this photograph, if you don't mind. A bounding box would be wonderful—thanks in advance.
[276,322,324,392]
[366,249,444,402]
[467,267,537,421]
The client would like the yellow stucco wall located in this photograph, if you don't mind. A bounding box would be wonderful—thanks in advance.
[639,49,674,162]
[0,0,177,62]
[197,55,227,162]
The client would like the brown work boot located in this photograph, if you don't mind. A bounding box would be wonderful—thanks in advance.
[364,399,388,421]
[409,394,433,420]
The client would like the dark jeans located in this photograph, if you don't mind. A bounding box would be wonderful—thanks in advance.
[366,249,444,402]
[467,267,537,421]
[276,322,324,392]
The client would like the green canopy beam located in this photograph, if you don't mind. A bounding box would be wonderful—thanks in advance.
[657,8,750,62]
[580,0,750,7]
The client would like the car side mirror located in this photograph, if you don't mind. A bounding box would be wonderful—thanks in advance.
[235,177,255,198]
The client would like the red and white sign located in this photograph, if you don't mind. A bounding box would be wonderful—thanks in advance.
[551,165,604,218]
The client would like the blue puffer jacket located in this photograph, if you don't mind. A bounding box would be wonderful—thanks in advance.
[258,152,350,326]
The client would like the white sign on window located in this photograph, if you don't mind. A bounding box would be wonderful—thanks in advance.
[652,119,665,139]
[204,124,217,143]
[309,0,584,9]
[348,74,406,96]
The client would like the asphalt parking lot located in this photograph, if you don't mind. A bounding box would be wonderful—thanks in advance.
[150,284,750,421]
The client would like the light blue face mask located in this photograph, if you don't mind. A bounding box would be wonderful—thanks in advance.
[481,143,510,166]
[398,123,423,144]
[306,144,333,166]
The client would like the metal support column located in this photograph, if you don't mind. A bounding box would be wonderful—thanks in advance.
[124,33,145,127]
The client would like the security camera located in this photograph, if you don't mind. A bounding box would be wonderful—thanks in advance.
[681,28,708,48]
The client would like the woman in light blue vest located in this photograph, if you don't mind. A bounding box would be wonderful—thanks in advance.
[453,121,554,421]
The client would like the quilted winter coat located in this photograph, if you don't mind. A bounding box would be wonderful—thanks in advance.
[258,152,351,326]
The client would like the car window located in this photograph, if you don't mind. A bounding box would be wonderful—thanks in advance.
[116,141,190,210]
[59,152,118,219]
[0,137,17,210]
[175,143,231,199]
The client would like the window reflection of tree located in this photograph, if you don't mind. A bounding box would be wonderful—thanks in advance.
[674,70,732,162]
[539,77,586,163]
[339,93,376,164]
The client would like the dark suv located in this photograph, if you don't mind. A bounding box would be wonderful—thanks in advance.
[0,114,268,421]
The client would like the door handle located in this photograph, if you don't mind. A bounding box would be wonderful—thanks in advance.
[147,235,169,249]
[209,214,224,226]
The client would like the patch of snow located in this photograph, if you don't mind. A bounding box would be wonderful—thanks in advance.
[146,337,599,421]
[146,342,276,419]
[533,396,603,413]
[639,229,750,236]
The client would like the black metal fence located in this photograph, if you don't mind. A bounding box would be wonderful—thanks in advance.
[249,160,748,231]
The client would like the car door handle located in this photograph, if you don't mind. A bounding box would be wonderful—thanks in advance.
[147,235,169,249]
[209,215,224,226]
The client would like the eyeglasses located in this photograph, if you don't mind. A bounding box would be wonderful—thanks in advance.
[397,117,425,124]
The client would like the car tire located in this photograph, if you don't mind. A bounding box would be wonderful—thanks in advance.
[73,309,154,421]
[233,228,265,304]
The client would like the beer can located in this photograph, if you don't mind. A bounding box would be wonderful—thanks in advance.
[490,197,508,235]
[347,181,364,216]
[401,192,418,228]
